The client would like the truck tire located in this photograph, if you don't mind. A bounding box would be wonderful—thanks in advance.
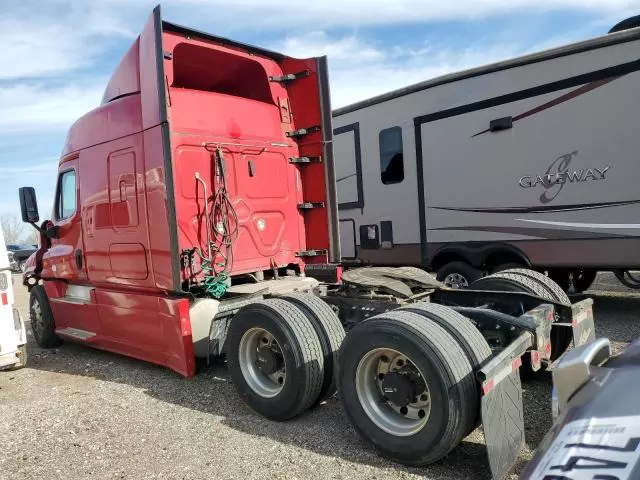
[338,310,477,466]
[399,303,492,369]
[398,303,491,434]
[492,263,524,274]
[436,261,481,289]
[227,298,325,421]
[500,269,571,305]
[29,285,62,348]
[470,270,572,361]
[279,293,346,406]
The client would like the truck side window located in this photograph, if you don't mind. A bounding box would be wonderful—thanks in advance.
[56,170,77,220]
[379,127,404,185]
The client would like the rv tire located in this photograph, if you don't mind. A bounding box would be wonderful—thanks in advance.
[436,262,481,289]
[572,270,597,293]
[227,299,324,421]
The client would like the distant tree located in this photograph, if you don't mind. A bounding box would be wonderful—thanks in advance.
[1,214,24,245]
[24,229,39,246]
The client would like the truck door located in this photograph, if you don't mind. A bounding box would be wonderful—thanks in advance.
[43,158,100,336]
[45,160,87,281]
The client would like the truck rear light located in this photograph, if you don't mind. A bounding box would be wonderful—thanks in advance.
[1,293,7,305]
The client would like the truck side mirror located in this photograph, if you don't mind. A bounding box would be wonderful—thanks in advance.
[19,187,40,224]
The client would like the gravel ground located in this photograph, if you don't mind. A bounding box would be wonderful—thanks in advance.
[2,273,640,480]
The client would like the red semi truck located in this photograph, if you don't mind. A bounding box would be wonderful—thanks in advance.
[19,6,597,479]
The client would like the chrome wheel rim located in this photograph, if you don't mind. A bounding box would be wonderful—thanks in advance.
[356,348,431,437]
[443,273,469,289]
[238,327,286,398]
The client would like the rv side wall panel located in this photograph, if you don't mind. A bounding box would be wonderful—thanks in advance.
[334,33,640,269]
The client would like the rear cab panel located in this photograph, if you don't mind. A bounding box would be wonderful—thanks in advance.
[162,22,337,284]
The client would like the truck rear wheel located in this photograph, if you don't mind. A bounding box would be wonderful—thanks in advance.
[470,269,572,361]
[29,285,62,349]
[227,299,325,421]
[338,310,477,466]
[279,293,346,406]
[398,303,491,433]
[400,303,492,368]
[503,269,570,304]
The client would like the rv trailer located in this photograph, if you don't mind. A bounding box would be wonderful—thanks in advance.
[333,16,640,292]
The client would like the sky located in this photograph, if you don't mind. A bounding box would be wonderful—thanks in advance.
[1,0,639,234]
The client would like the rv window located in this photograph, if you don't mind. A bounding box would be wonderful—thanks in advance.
[55,170,77,220]
[379,127,404,185]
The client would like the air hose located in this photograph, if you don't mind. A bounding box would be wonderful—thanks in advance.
[195,146,238,298]
[197,249,229,298]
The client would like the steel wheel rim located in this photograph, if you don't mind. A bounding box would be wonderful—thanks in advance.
[238,327,286,398]
[443,273,469,289]
[356,348,431,437]
[30,299,44,340]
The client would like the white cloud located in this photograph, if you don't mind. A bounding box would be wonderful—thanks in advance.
[169,0,640,28]
[278,32,384,62]
[0,81,105,133]
[0,160,58,177]
[0,2,135,81]
[0,159,57,218]
[275,32,544,108]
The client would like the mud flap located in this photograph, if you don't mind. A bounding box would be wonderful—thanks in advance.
[478,331,531,479]
[482,370,525,480]
[570,298,596,348]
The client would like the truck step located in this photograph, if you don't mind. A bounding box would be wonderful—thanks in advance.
[56,328,97,341]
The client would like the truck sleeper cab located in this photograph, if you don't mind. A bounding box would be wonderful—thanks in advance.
[19,6,599,479]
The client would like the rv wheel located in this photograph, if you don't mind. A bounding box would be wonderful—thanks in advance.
[436,262,481,289]
[227,299,325,421]
[571,270,597,293]
[338,310,477,466]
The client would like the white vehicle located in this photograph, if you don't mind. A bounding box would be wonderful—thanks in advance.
[333,16,640,292]
[0,226,27,370]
